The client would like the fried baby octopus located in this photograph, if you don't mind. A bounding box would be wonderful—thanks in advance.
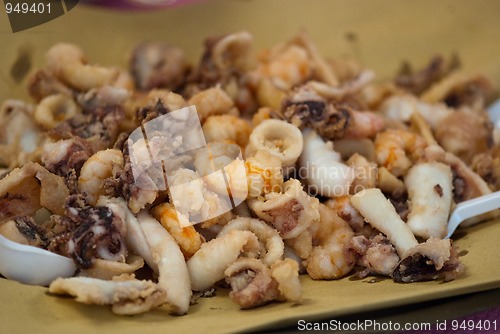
[1,32,498,316]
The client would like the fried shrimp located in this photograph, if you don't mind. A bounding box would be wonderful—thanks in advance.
[282,82,384,140]
[193,142,248,204]
[78,149,124,206]
[46,43,120,91]
[375,129,427,177]
[325,196,365,232]
[306,204,356,279]
[0,100,42,168]
[245,150,284,198]
[34,94,80,129]
[257,43,312,90]
[167,168,233,224]
[202,114,252,148]
[188,87,236,123]
[151,203,204,259]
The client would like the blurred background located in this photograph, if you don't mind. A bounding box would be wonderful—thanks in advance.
[1,0,500,102]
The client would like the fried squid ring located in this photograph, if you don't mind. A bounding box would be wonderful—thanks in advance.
[245,119,303,168]
[218,217,284,266]
[186,230,259,291]
[211,31,254,72]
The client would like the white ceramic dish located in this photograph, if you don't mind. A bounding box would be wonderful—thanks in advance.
[0,235,76,286]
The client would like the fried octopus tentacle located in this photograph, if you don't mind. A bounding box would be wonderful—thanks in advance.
[41,137,94,178]
[248,179,320,239]
[224,258,279,309]
[97,196,156,273]
[64,195,128,268]
[392,237,464,282]
[349,234,400,277]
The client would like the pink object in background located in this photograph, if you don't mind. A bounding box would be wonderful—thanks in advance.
[82,0,205,10]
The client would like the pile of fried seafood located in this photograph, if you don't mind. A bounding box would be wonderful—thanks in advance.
[0,31,499,315]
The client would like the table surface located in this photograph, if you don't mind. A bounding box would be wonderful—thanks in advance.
[264,288,500,333]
